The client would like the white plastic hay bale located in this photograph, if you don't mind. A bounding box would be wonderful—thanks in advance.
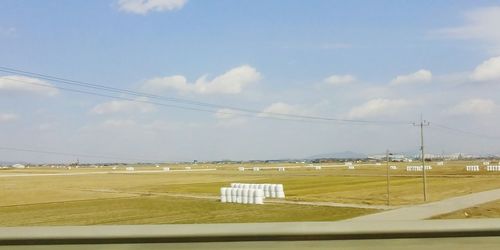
[163,167,170,171]
[185,166,191,170]
[243,184,250,189]
[348,166,355,170]
[230,183,237,188]
[238,167,245,171]
[233,188,240,203]
[231,188,238,203]
[257,184,264,190]
[483,161,490,166]
[270,184,277,198]
[226,188,233,203]
[156,165,160,168]
[253,167,260,171]
[276,184,285,198]
[126,167,135,171]
[390,166,397,170]
[112,166,117,170]
[255,189,264,204]
[437,161,444,166]
[264,184,271,197]
[248,189,256,204]
[314,166,322,170]
[236,189,243,203]
[242,189,249,204]
[220,188,227,203]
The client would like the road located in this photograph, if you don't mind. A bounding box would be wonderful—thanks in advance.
[349,188,500,221]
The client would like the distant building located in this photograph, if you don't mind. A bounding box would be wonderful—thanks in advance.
[11,164,26,169]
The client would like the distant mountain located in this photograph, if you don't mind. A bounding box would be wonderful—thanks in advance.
[307,151,367,160]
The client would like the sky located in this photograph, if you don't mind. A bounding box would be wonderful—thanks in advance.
[1,0,500,163]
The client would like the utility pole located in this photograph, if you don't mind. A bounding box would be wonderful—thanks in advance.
[414,115,430,202]
[386,149,390,206]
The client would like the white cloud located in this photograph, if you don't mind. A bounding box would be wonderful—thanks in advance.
[324,74,356,86]
[101,119,137,128]
[0,26,16,37]
[117,0,187,14]
[91,98,155,115]
[447,98,496,115]
[348,99,411,119]
[142,120,183,130]
[436,6,500,53]
[143,65,261,95]
[0,75,59,96]
[0,113,18,123]
[37,122,57,131]
[470,56,500,81]
[258,102,311,118]
[213,109,248,127]
[214,108,238,119]
[390,69,432,86]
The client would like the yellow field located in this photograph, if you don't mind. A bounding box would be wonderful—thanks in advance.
[432,199,500,219]
[0,160,499,226]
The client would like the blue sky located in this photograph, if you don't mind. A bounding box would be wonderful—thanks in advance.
[1,0,500,163]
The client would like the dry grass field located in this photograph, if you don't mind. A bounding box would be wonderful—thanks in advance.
[0,160,499,226]
[432,199,500,219]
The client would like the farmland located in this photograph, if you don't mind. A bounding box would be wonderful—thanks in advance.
[0,160,499,226]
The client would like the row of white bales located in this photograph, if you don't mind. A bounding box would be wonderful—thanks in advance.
[220,183,286,205]
[466,165,500,172]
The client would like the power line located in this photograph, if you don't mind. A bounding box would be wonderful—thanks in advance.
[0,66,412,125]
[0,76,346,125]
[430,122,500,140]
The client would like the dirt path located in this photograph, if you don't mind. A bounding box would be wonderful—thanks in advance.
[79,188,390,210]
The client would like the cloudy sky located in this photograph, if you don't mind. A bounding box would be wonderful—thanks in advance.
[1,0,500,163]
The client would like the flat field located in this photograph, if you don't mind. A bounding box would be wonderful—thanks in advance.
[432,199,500,219]
[0,160,499,226]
